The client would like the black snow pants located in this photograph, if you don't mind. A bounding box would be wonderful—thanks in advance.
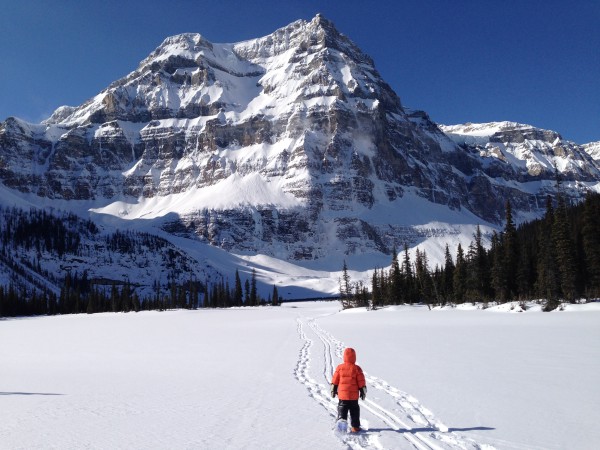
[337,399,360,428]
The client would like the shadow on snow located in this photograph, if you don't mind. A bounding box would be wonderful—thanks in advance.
[368,426,495,434]
[0,392,65,396]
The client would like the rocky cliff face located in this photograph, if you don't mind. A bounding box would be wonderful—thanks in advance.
[1,15,599,262]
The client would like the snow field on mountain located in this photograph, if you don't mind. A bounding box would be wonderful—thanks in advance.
[1,301,598,449]
[93,172,303,219]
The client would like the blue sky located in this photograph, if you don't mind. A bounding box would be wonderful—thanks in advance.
[1,0,598,143]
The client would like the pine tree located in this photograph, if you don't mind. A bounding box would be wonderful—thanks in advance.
[340,260,352,309]
[466,225,489,302]
[379,269,389,304]
[390,246,402,304]
[401,243,414,303]
[453,243,467,303]
[582,193,600,297]
[132,293,141,312]
[234,270,243,306]
[516,229,535,300]
[204,283,211,308]
[110,284,118,312]
[490,231,507,301]
[354,281,369,308]
[536,196,560,309]
[244,279,250,305]
[371,269,380,309]
[442,244,455,304]
[86,294,95,314]
[503,201,519,300]
[228,279,235,306]
[553,195,577,302]
[121,281,132,312]
[414,248,433,306]
[250,269,257,306]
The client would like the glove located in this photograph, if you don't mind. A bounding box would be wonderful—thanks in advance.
[331,384,338,398]
[359,386,366,401]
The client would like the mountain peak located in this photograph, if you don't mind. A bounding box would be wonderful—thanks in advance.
[140,32,214,68]
[159,32,208,48]
[305,13,368,60]
[308,13,336,32]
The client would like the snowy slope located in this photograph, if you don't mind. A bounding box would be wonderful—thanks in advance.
[1,301,599,449]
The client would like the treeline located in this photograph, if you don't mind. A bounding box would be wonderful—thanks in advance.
[0,207,282,317]
[0,267,202,317]
[204,269,282,308]
[1,267,282,318]
[341,192,600,311]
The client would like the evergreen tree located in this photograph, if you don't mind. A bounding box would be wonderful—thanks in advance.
[121,281,132,312]
[244,279,250,305]
[466,225,489,302]
[414,248,433,306]
[503,201,519,300]
[132,292,141,312]
[490,231,506,301]
[442,244,455,304]
[234,270,243,306]
[371,269,380,309]
[401,243,414,303]
[431,265,444,306]
[553,195,577,302]
[250,269,257,306]
[86,293,95,314]
[379,269,389,304]
[390,246,402,304]
[536,196,560,309]
[453,243,467,303]
[204,283,211,308]
[340,260,352,309]
[582,193,600,297]
[221,279,229,307]
[516,229,535,300]
[354,281,369,308]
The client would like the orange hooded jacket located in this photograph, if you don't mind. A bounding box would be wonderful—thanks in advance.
[332,348,366,401]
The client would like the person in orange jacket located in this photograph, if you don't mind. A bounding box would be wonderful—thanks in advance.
[331,347,367,432]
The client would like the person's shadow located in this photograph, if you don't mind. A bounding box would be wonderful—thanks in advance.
[368,426,495,434]
[0,392,64,396]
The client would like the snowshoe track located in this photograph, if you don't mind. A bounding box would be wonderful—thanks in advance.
[295,316,495,450]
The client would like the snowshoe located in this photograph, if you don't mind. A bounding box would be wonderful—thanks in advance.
[333,419,348,436]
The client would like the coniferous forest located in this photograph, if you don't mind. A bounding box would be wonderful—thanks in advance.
[340,192,600,311]
[0,207,280,317]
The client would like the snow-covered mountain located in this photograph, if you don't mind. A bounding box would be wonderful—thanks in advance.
[1,15,599,296]
[442,121,598,177]
[584,141,600,161]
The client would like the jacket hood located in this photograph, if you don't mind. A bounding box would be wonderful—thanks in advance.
[343,347,356,364]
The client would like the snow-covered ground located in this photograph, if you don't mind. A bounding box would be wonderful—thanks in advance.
[1,301,599,449]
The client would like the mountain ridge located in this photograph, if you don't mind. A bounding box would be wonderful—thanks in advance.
[1,14,599,297]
